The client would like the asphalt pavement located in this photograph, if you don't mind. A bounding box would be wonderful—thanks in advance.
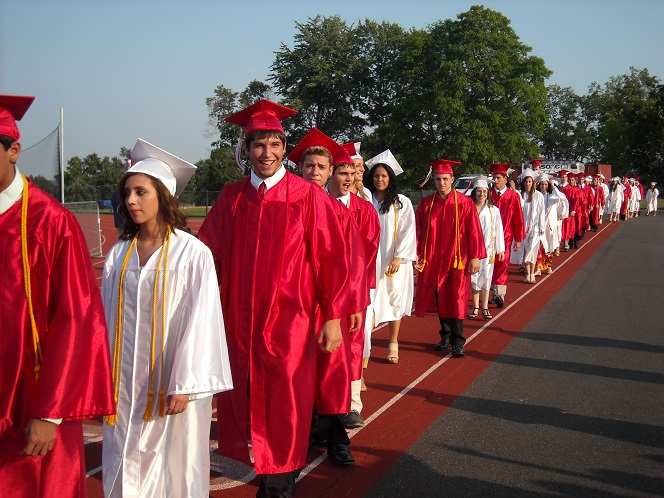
[366,215,664,498]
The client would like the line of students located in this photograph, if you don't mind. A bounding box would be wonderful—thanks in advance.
[3,92,655,498]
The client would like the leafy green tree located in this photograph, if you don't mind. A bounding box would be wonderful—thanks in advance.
[270,15,366,144]
[593,68,662,179]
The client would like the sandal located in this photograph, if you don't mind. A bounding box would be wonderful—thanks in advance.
[387,343,399,364]
[467,307,479,318]
[482,308,492,320]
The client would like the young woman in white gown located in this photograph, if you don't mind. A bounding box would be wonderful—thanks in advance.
[366,150,416,364]
[101,139,233,498]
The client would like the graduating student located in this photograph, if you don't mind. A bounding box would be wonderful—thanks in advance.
[591,175,606,230]
[343,141,372,202]
[366,150,417,365]
[414,159,485,357]
[467,177,505,320]
[101,139,233,498]
[620,177,631,221]
[198,101,348,497]
[645,182,659,216]
[489,163,525,307]
[337,142,380,426]
[511,169,546,283]
[288,128,358,465]
[0,94,114,498]
[606,177,625,223]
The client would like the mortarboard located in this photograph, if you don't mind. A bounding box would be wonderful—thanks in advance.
[225,99,297,136]
[489,163,512,176]
[419,158,462,187]
[287,127,350,166]
[342,141,362,160]
[0,94,35,141]
[366,149,403,176]
[128,139,197,198]
[530,158,543,168]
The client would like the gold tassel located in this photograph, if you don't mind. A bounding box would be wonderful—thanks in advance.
[490,256,495,264]
[105,414,116,425]
[158,389,166,417]
[453,256,459,269]
[143,390,154,421]
[457,259,465,270]
[417,260,427,273]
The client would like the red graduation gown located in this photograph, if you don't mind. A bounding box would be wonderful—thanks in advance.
[314,198,359,414]
[490,188,525,287]
[414,192,486,319]
[198,172,348,474]
[620,183,631,216]
[0,181,114,498]
[592,185,605,226]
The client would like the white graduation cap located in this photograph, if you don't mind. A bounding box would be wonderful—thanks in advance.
[351,142,362,160]
[470,175,492,190]
[537,173,551,183]
[128,139,197,198]
[366,149,403,176]
[520,168,536,180]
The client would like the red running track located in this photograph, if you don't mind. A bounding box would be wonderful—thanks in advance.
[85,216,619,497]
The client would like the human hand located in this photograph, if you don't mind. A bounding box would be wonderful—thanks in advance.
[165,394,189,415]
[496,251,505,262]
[23,419,57,457]
[466,258,480,275]
[318,319,342,353]
[385,257,402,276]
[348,313,363,333]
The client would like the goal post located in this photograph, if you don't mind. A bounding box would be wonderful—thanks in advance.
[64,201,103,257]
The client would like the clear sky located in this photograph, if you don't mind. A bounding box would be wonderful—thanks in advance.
[2,0,663,165]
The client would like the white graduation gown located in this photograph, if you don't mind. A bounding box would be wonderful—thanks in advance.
[511,190,546,265]
[101,229,233,498]
[371,194,416,324]
[471,204,505,291]
[543,190,563,253]
[606,185,624,214]
[646,188,659,211]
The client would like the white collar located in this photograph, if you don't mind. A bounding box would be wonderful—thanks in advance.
[0,167,24,215]
[496,186,508,195]
[250,164,286,191]
[336,191,351,207]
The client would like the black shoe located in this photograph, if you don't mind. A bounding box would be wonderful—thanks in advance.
[573,243,579,249]
[345,410,365,428]
[452,345,466,357]
[495,295,504,308]
[308,434,327,451]
[435,339,451,351]
[488,297,496,305]
[327,444,355,466]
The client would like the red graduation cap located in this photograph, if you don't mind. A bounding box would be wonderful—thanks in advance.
[558,170,569,176]
[427,158,462,175]
[225,99,297,136]
[0,94,35,141]
[530,158,543,167]
[568,172,578,179]
[287,127,348,166]
[489,163,512,176]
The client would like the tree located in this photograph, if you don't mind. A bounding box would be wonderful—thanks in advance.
[593,68,663,179]
[541,84,595,161]
[270,15,366,144]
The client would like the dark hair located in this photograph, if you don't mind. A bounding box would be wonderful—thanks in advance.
[117,173,189,240]
[470,186,493,206]
[0,134,16,151]
[520,175,535,203]
[368,163,402,214]
[244,130,286,147]
[538,179,553,194]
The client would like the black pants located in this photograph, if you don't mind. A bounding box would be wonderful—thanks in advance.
[256,470,299,498]
[438,317,465,347]
[310,411,350,446]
